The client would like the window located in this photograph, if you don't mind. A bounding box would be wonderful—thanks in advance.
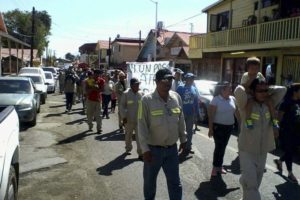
[261,0,279,8]
[210,11,229,32]
[118,45,121,52]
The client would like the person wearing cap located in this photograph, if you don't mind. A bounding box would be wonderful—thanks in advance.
[85,69,105,134]
[171,68,184,92]
[120,78,143,159]
[114,71,127,130]
[138,68,187,200]
[176,72,199,155]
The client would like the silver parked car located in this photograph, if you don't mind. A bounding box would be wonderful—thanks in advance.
[0,77,41,126]
[194,80,218,123]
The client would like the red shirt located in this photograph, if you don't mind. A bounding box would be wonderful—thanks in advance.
[87,77,105,102]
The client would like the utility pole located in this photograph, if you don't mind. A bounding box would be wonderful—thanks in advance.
[150,0,158,61]
[190,23,194,33]
[30,7,35,67]
[108,37,111,67]
[139,30,142,50]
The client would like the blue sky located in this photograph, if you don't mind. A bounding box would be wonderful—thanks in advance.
[1,0,216,58]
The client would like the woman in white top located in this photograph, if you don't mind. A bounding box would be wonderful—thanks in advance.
[102,74,114,119]
[208,81,239,177]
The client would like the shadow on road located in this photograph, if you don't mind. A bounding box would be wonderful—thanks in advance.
[49,104,65,108]
[56,130,94,145]
[44,112,64,118]
[96,153,138,176]
[95,130,125,141]
[65,117,86,125]
[223,155,240,175]
[273,172,300,200]
[194,176,240,200]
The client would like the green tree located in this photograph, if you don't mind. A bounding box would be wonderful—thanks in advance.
[3,9,52,57]
[65,52,75,61]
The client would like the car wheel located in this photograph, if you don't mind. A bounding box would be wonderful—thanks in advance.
[4,166,18,200]
[28,112,37,126]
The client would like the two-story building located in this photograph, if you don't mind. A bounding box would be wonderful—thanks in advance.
[111,37,144,70]
[189,0,300,86]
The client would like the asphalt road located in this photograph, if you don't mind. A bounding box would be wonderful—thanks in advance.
[18,92,300,200]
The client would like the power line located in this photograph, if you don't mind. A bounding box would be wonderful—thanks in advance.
[165,12,204,28]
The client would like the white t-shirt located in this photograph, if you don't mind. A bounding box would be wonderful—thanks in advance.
[103,80,114,95]
[210,95,236,125]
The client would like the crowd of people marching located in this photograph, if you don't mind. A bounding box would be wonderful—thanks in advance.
[56,57,299,200]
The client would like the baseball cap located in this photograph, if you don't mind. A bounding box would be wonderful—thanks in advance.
[130,78,141,85]
[155,68,174,81]
[184,72,195,78]
[174,68,184,74]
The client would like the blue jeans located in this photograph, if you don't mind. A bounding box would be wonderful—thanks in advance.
[143,144,182,200]
[184,115,194,150]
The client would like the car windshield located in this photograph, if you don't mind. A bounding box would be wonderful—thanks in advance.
[194,81,216,95]
[19,68,39,74]
[27,76,42,84]
[0,80,32,94]
[45,73,53,79]
[43,68,56,74]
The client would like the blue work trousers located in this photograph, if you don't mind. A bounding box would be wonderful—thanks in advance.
[184,114,194,150]
[143,144,182,200]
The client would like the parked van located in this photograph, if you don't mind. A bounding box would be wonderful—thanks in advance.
[19,67,46,82]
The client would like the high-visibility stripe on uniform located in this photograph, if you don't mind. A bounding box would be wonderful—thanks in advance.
[171,107,181,114]
[250,113,260,120]
[138,100,142,120]
[265,112,271,119]
[127,100,134,104]
[151,109,164,116]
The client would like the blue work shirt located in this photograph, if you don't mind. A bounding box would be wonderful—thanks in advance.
[176,84,199,116]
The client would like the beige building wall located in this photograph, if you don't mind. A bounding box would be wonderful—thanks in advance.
[111,44,140,64]
[207,0,280,30]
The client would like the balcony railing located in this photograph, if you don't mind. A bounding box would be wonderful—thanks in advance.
[189,16,300,52]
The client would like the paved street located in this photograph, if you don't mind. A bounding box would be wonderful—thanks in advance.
[18,92,300,200]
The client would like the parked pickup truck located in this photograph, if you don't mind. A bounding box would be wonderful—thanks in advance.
[0,106,19,200]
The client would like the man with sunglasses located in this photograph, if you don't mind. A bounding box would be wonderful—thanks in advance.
[138,68,187,200]
[234,78,286,200]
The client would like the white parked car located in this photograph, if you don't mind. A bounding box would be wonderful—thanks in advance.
[44,71,56,93]
[19,73,48,104]
[0,106,19,200]
[19,67,46,82]
[42,67,58,80]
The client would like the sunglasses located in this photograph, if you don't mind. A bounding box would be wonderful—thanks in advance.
[255,89,268,93]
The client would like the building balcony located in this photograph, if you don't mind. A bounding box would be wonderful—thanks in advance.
[189,16,300,58]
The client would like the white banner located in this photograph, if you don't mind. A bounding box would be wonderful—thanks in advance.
[127,61,172,94]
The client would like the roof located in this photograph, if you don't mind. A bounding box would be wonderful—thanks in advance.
[79,43,97,54]
[157,30,175,45]
[112,37,145,44]
[0,12,7,33]
[114,41,143,46]
[97,40,109,49]
[182,47,189,56]
[1,48,38,60]
[176,32,191,45]
[202,0,226,12]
